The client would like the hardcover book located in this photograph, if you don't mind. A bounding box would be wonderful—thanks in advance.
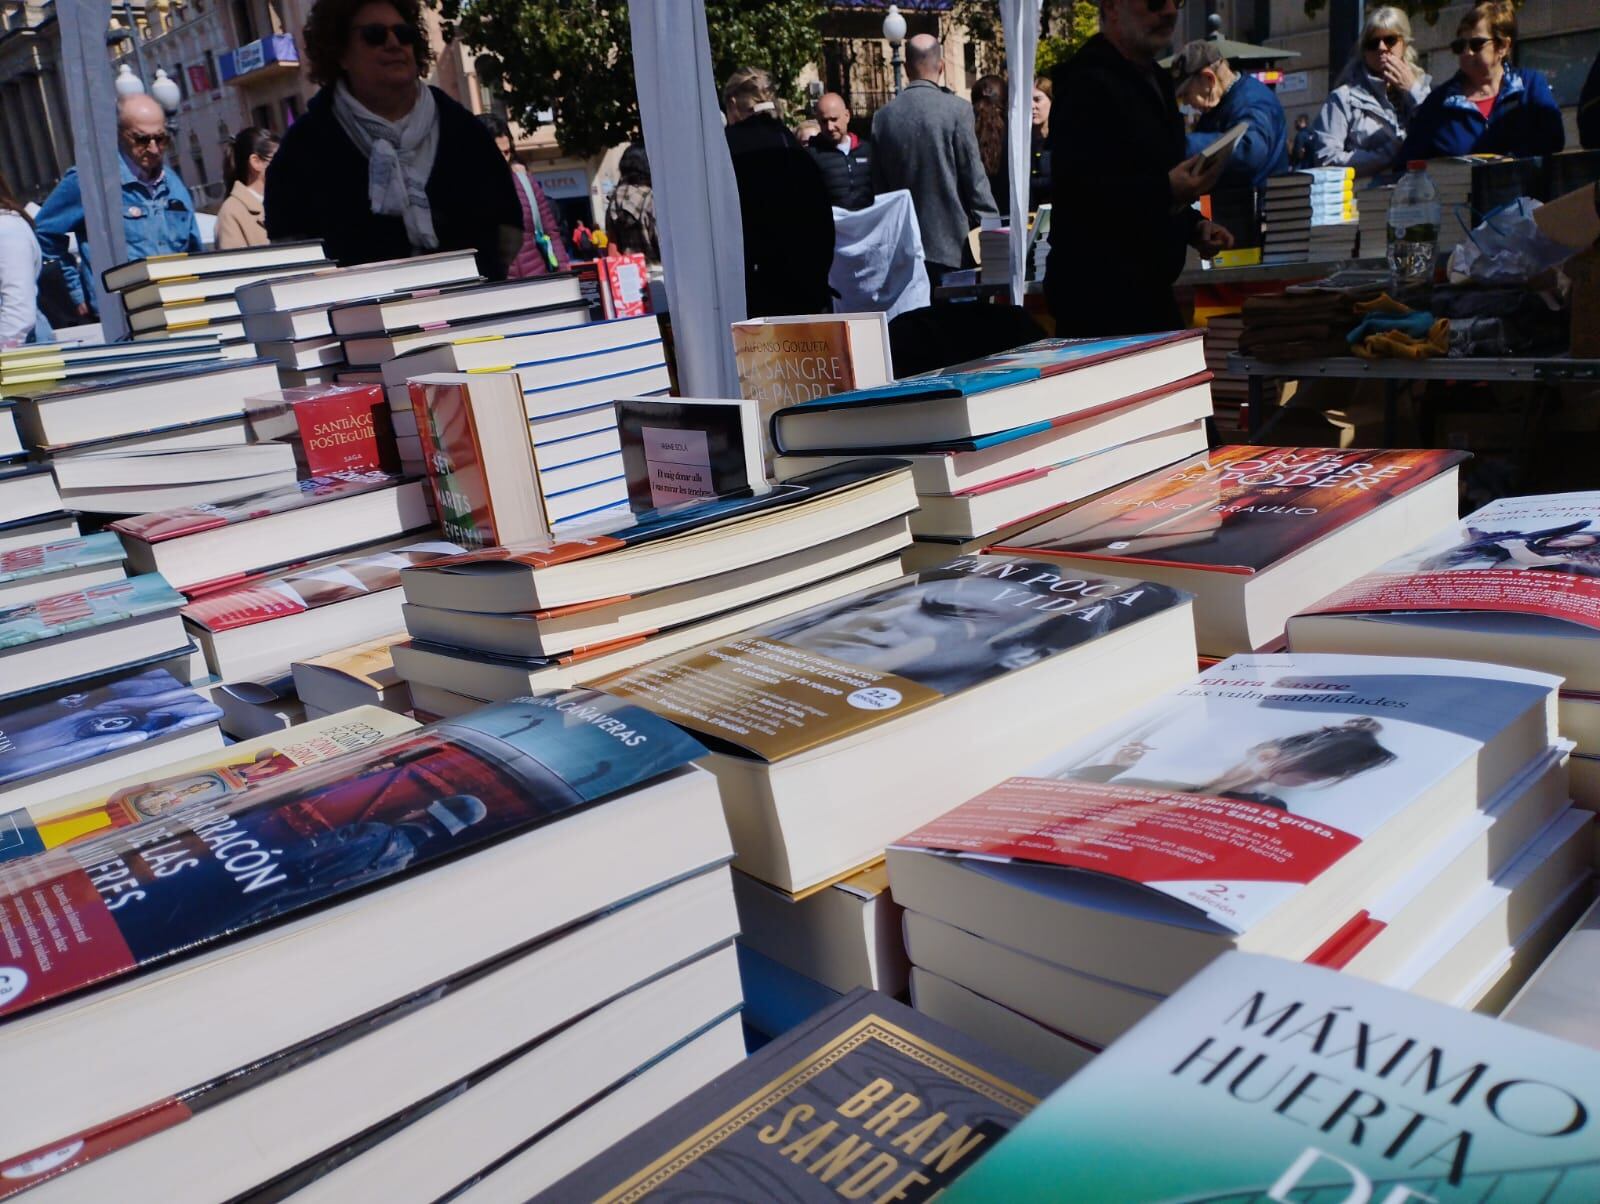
[112,469,420,545]
[0,531,125,602]
[1290,492,1600,693]
[0,669,221,794]
[615,395,769,509]
[888,652,1558,997]
[770,330,1207,451]
[998,446,1467,653]
[536,988,1050,1203]
[101,240,327,292]
[244,384,400,476]
[0,573,183,652]
[0,706,417,862]
[941,951,1600,1204]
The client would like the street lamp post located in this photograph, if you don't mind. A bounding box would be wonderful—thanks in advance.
[883,4,906,97]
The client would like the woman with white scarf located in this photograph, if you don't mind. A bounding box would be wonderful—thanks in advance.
[264,0,522,278]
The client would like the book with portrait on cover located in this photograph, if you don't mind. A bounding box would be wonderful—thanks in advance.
[535,987,1050,1204]
[887,652,1558,998]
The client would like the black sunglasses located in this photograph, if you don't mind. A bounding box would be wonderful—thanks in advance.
[355,21,420,48]
[125,131,171,147]
[1363,33,1402,51]
[1450,35,1494,54]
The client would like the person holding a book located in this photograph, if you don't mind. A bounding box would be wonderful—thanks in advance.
[1309,6,1431,178]
[1172,40,1289,190]
[1045,0,1232,337]
[215,127,278,249]
[33,94,202,318]
[1401,1,1564,162]
[264,0,523,278]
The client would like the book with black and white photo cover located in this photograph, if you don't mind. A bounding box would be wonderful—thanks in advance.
[0,690,729,1176]
[887,652,1558,999]
[595,553,1196,893]
[1290,492,1600,693]
[997,446,1467,654]
[535,988,1050,1204]
[939,951,1600,1204]
[770,331,1207,452]
[615,395,768,509]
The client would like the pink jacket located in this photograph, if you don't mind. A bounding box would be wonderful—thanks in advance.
[507,169,572,278]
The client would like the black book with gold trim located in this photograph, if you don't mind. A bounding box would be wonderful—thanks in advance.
[533,987,1052,1203]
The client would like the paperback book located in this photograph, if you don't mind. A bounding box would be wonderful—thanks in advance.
[0,531,125,606]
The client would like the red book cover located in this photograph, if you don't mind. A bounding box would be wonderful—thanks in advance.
[292,387,399,476]
[997,446,1467,576]
[409,379,499,548]
[602,253,651,319]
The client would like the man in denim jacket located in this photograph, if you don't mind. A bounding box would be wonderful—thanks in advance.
[33,94,202,318]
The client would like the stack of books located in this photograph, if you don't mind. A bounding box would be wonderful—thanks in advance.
[978,219,1012,284]
[769,332,1215,569]
[591,552,1198,1036]
[994,445,1467,658]
[1199,310,1248,436]
[1307,165,1359,258]
[102,241,331,358]
[0,692,745,1202]
[390,459,918,717]
[888,653,1588,1067]
[1429,157,1476,261]
[1356,181,1391,257]
[1288,491,1600,825]
[11,357,293,515]
[0,332,226,395]
[1502,894,1600,1049]
[1261,172,1313,264]
[937,951,1600,1204]
[238,250,483,387]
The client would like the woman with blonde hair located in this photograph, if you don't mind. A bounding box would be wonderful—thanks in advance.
[1310,5,1429,176]
[1402,0,1564,161]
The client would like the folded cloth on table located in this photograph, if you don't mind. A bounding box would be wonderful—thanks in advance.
[1351,315,1449,359]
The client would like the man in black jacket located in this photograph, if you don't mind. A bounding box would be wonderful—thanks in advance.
[1046,0,1234,336]
[808,92,873,210]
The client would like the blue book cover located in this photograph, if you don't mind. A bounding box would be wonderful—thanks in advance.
[0,668,220,790]
[0,531,126,587]
[0,689,707,1020]
[0,573,182,652]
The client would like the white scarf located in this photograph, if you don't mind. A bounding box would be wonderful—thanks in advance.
[332,79,440,251]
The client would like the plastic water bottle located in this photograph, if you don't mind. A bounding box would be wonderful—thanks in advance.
[1387,160,1440,294]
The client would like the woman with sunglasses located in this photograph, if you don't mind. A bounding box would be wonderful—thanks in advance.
[1401,1,1564,163]
[264,0,522,277]
[1309,6,1430,177]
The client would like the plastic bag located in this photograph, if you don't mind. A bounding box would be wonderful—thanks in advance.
[1446,197,1579,285]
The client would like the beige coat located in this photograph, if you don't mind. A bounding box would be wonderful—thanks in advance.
[214,180,268,249]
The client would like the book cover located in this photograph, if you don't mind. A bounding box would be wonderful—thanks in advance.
[593,554,1186,764]
[1300,492,1600,630]
[0,532,125,587]
[775,332,1201,417]
[615,397,763,511]
[536,988,1050,1203]
[246,386,399,476]
[19,357,274,403]
[942,951,1600,1204]
[181,542,462,633]
[408,378,517,548]
[0,574,182,651]
[110,470,413,544]
[412,458,911,576]
[0,707,416,863]
[0,670,220,792]
[733,319,861,408]
[0,689,706,1020]
[997,446,1467,576]
[893,653,1555,937]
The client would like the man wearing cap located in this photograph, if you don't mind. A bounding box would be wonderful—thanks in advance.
[1046,0,1233,337]
[1173,40,1289,189]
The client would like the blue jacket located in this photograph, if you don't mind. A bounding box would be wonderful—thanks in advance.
[1401,66,1565,163]
[1186,73,1289,189]
[34,155,202,311]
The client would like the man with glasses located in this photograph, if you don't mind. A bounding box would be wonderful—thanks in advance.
[1045,0,1233,338]
[1172,40,1289,189]
[34,95,202,318]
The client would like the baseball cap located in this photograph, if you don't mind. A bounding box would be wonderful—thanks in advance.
[1171,40,1225,87]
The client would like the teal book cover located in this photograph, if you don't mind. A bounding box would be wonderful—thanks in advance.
[0,573,181,651]
[0,531,126,586]
[944,951,1600,1203]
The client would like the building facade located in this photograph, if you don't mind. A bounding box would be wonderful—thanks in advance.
[0,0,73,202]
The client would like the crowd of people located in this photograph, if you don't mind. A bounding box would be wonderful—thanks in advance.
[0,0,1596,349]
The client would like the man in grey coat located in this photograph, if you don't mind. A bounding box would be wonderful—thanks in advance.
[871,33,998,287]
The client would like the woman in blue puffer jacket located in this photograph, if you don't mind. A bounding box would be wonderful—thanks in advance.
[1401,0,1564,163]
